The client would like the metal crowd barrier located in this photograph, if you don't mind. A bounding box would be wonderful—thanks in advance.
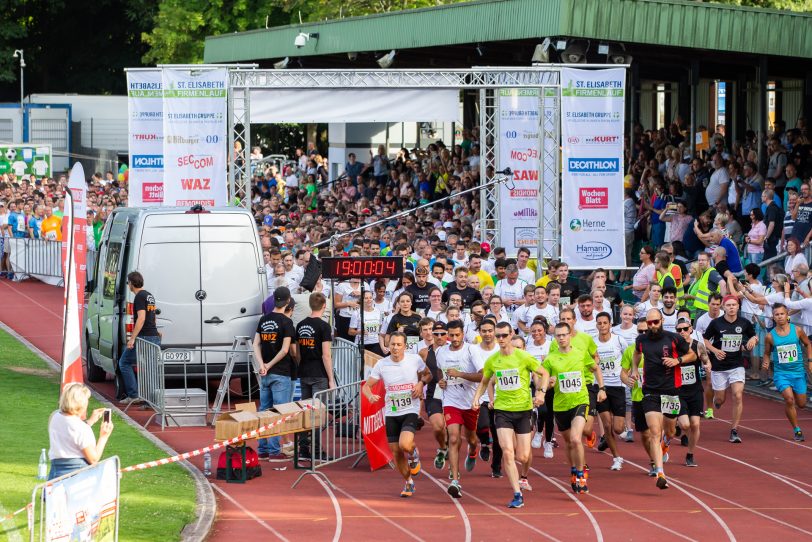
[133,336,257,430]
[332,337,363,385]
[7,238,64,284]
[292,379,364,489]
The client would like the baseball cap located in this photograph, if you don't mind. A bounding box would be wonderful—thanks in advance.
[676,317,691,326]
[480,242,491,253]
[722,294,740,305]
[432,321,447,332]
[273,286,291,305]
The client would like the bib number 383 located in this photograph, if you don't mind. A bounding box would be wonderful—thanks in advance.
[558,371,583,394]
[496,369,521,391]
[660,394,680,415]
[387,391,413,413]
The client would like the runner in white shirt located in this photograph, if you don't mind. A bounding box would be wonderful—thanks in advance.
[635,282,663,320]
[413,319,435,355]
[516,248,536,285]
[464,301,488,344]
[521,285,558,336]
[348,291,385,356]
[660,288,679,333]
[591,288,613,315]
[363,333,431,498]
[693,292,723,417]
[525,318,556,456]
[544,283,562,326]
[511,285,537,337]
[574,295,599,340]
[494,264,528,316]
[436,320,485,498]
[423,287,445,320]
[334,278,362,341]
[612,305,639,344]
[594,312,628,471]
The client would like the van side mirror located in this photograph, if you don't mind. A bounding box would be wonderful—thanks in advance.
[85,280,95,293]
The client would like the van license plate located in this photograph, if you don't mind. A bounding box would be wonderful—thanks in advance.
[162,351,192,362]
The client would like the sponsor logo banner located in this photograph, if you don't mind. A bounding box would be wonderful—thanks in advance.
[127,70,163,206]
[561,68,626,268]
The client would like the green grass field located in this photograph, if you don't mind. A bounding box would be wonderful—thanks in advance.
[0,329,197,542]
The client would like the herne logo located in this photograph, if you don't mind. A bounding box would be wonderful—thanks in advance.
[180,178,211,190]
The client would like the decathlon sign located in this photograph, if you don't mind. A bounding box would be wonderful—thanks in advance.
[567,158,619,173]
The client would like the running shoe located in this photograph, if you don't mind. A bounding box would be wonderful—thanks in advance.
[519,476,532,491]
[447,479,462,499]
[465,449,477,472]
[531,433,543,449]
[491,469,503,479]
[661,436,670,463]
[577,476,589,494]
[583,464,590,481]
[434,448,447,470]
[409,456,422,476]
[656,474,669,490]
[543,440,554,459]
[610,457,624,471]
[704,408,714,419]
[508,492,524,508]
[685,454,698,467]
[479,444,491,462]
[648,463,657,477]
[795,429,805,442]
[597,436,608,452]
[400,481,415,498]
[680,434,689,447]
[729,429,742,444]
[675,426,682,438]
[571,471,578,492]
[552,437,559,448]
[623,429,634,443]
[584,431,598,448]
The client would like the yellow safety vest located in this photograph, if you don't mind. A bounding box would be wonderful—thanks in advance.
[657,265,685,306]
[692,266,716,312]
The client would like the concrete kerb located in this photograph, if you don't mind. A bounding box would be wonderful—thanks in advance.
[0,322,217,542]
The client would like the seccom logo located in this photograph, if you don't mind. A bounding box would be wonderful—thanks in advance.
[569,219,582,232]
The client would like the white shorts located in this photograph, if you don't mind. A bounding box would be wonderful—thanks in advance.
[711,367,745,391]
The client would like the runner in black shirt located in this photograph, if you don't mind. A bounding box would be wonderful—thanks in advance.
[702,295,757,443]
[442,267,483,308]
[295,293,334,458]
[631,308,694,490]
[406,266,434,311]
[674,318,712,467]
[386,292,423,351]
[419,321,449,470]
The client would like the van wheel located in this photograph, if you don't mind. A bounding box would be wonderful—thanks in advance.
[85,338,108,383]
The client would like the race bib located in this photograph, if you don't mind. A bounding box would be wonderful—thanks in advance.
[387,391,413,413]
[16,219,24,232]
[660,394,680,415]
[560,296,571,306]
[364,322,379,335]
[777,343,799,364]
[44,230,57,241]
[496,368,521,391]
[720,334,742,352]
[598,356,620,376]
[443,365,463,386]
[681,365,697,385]
[558,371,583,394]
[406,336,420,348]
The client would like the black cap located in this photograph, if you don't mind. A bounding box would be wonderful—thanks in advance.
[273,286,291,305]
[432,321,447,332]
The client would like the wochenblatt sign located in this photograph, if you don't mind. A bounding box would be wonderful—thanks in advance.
[560,68,626,269]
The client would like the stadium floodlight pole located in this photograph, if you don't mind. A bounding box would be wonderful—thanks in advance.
[313,169,515,249]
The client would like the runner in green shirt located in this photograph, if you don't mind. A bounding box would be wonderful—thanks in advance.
[553,308,602,449]
[472,322,549,510]
[543,322,605,494]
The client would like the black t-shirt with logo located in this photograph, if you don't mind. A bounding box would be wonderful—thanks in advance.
[134,289,159,337]
[702,315,755,372]
[559,279,580,306]
[296,317,333,379]
[441,283,482,308]
[256,312,296,377]
[678,341,704,395]
[635,330,691,395]
[406,283,434,311]
[386,312,422,336]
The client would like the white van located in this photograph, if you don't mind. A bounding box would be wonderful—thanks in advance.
[84,206,267,388]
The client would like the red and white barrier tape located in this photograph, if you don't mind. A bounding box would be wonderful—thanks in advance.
[120,404,316,473]
[2,503,30,521]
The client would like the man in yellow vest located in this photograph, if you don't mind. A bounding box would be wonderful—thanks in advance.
[654,251,684,306]
[686,252,723,317]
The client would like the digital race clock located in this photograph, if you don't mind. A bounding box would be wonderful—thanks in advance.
[321,257,403,280]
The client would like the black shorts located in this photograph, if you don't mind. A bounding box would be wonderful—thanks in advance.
[554,404,589,432]
[494,409,533,434]
[632,401,648,432]
[678,387,704,418]
[385,413,420,443]
[596,386,626,417]
[587,384,599,417]
[641,393,680,419]
[425,398,443,417]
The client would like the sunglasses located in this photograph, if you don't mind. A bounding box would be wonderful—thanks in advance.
[495,333,511,339]
[636,328,647,333]
[433,331,447,336]
[676,327,691,332]
[646,319,662,325]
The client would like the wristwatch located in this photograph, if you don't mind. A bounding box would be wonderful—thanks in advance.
[677,356,683,364]
[599,386,606,391]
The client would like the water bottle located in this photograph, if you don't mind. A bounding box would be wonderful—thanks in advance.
[203,451,211,477]
[37,449,48,480]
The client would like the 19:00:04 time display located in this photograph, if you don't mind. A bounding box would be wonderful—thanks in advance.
[321,257,404,279]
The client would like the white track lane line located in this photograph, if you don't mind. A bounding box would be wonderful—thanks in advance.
[712,416,812,452]
[528,467,603,542]
[671,477,812,537]
[211,484,291,542]
[696,444,812,499]
[772,472,812,490]
[421,471,472,542]
[312,477,342,542]
[330,485,426,542]
[457,486,563,541]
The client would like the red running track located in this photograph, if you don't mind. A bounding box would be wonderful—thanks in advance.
[3,278,812,541]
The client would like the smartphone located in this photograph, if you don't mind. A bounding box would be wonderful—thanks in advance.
[103,409,111,424]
